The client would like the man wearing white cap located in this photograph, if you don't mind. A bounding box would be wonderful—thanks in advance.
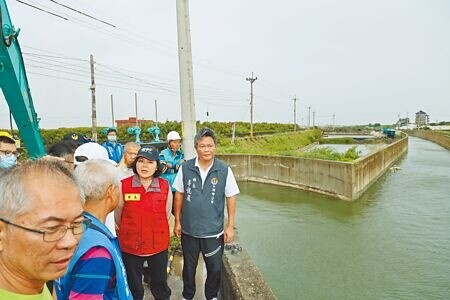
[73,142,117,236]
[159,131,184,211]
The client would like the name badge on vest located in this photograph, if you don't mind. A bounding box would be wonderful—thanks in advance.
[124,193,141,201]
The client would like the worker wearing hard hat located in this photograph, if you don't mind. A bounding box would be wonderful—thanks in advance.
[0,132,19,170]
[159,131,184,206]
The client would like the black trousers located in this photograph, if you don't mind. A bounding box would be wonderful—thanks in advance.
[181,233,224,300]
[122,250,171,300]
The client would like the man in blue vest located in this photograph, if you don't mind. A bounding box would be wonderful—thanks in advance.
[55,159,132,299]
[173,127,240,300]
[102,128,124,164]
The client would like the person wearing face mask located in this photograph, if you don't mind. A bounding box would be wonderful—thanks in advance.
[159,131,184,213]
[102,128,124,164]
[0,132,19,171]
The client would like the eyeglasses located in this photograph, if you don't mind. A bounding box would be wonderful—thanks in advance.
[0,149,20,158]
[0,217,91,242]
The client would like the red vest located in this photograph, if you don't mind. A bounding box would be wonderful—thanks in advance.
[119,176,170,256]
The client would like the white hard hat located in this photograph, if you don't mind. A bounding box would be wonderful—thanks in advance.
[73,142,117,166]
[167,131,181,142]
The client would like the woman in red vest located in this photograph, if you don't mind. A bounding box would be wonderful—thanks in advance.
[116,146,172,300]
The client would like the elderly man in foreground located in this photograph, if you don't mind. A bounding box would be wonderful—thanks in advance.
[0,160,85,299]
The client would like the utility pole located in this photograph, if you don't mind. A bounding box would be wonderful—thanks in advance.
[110,94,115,127]
[307,106,311,129]
[231,122,236,145]
[134,92,138,127]
[176,0,196,159]
[154,99,158,125]
[90,54,97,142]
[332,113,335,130]
[313,111,316,127]
[293,95,297,131]
[246,72,257,138]
[9,109,13,135]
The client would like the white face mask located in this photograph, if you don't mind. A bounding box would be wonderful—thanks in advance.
[107,135,117,142]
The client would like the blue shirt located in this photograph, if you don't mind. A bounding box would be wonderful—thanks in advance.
[159,147,184,191]
[102,141,124,163]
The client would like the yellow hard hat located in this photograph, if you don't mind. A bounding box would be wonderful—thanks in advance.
[0,131,14,140]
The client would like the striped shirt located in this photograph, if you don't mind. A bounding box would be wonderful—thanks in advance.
[68,246,117,299]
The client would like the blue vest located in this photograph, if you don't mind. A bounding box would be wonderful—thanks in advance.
[181,158,228,237]
[102,141,124,163]
[55,213,132,300]
[159,147,184,191]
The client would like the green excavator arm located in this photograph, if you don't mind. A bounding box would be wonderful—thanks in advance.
[0,0,46,158]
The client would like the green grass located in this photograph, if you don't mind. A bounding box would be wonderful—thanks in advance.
[218,130,363,161]
[217,129,322,155]
[298,146,360,162]
[319,137,379,144]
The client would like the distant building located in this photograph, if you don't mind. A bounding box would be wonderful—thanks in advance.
[415,110,429,127]
[115,117,153,128]
[397,117,410,127]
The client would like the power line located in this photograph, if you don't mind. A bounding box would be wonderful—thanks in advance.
[23,52,89,62]
[46,0,116,28]
[22,50,179,93]
[26,64,178,94]
[16,0,68,20]
[27,70,174,95]
[96,63,177,94]
[27,71,88,84]
[26,53,244,99]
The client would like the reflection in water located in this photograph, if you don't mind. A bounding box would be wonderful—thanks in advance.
[236,137,450,300]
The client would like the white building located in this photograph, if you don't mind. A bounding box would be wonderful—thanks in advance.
[415,110,429,127]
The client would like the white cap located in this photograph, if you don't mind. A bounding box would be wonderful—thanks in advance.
[167,131,181,142]
[73,142,117,165]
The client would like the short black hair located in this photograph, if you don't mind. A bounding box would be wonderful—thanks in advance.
[131,157,162,178]
[47,142,74,158]
[0,135,15,145]
[194,127,217,148]
[107,128,117,134]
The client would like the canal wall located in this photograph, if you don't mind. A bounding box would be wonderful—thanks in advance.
[351,135,408,199]
[218,134,408,201]
[220,235,277,299]
[407,130,450,150]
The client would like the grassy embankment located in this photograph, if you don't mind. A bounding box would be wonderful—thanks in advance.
[218,129,360,162]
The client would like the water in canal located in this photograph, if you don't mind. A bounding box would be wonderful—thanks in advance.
[235,137,450,299]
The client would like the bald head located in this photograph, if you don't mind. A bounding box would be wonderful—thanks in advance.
[74,159,120,203]
[123,142,141,166]
[0,159,83,218]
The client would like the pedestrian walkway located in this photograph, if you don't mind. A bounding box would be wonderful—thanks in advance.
[143,254,206,300]
[144,217,206,300]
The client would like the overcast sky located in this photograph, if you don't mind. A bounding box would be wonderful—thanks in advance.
[1,0,449,129]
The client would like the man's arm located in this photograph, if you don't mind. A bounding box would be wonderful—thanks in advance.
[166,190,173,220]
[224,196,236,243]
[69,247,115,299]
[159,151,172,172]
[172,166,184,237]
[114,182,124,228]
[173,191,184,238]
[224,167,239,243]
